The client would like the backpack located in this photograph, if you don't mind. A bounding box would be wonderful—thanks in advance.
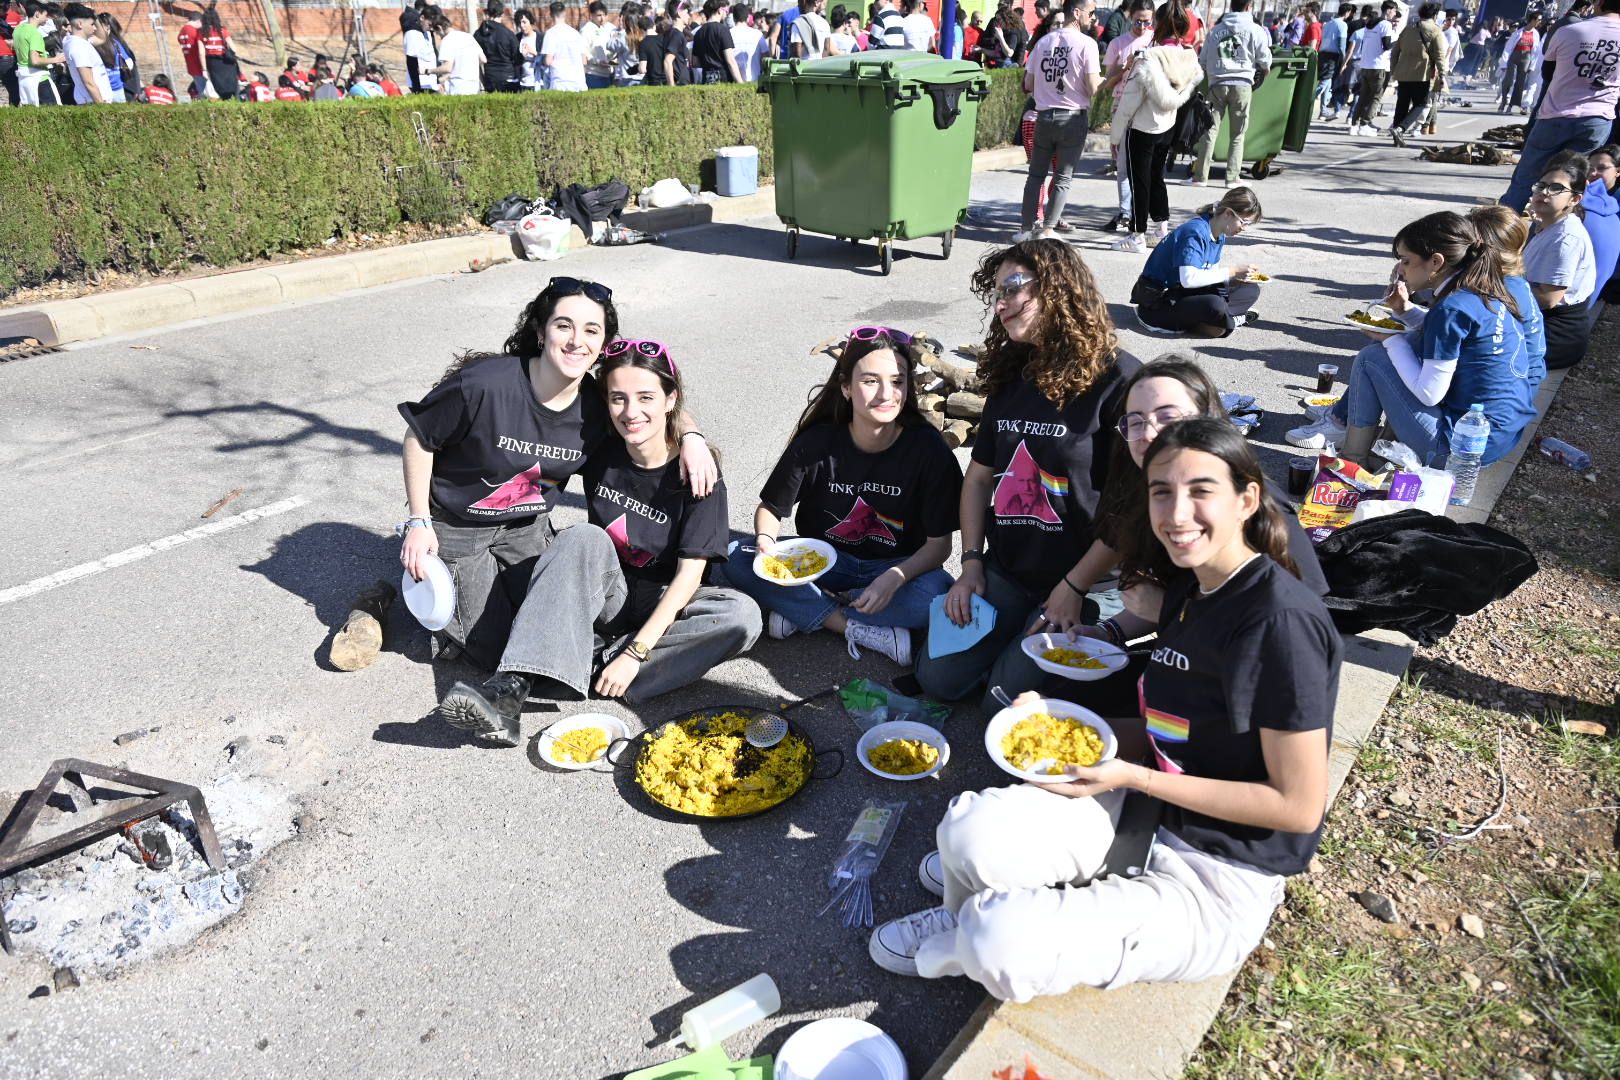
[1168,89,1216,162]
[483,193,541,226]
[552,178,631,235]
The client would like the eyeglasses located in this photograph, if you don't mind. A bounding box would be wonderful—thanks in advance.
[848,325,914,345]
[602,337,678,377]
[992,271,1038,303]
[1530,181,1572,196]
[1229,211,1256,229]
[547,275,614,304]
[1116,406,1190,441]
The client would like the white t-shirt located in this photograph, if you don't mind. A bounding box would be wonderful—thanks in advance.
[404,27,440,90]
[731,23,765,80]
[542,23,587,90]
[791,11,830,55]
[580,19,614,76]
[900,12,934,50]
[64,34,112,104]
[827,29,857,54]
[1356,18,1396,70]
[439,29,484,94]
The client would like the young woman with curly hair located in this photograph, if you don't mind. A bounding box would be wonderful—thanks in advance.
[915,239,1141,708]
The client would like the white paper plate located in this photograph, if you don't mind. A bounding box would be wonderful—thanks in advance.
[984,697,1118,785]
[856,720,950,782]
[1020,633,1129,682]
[1342,309,1403,334]
[402,552,456,631]
[753,538,838,588]
[537,714,629,770]
[776,1018,907,1080]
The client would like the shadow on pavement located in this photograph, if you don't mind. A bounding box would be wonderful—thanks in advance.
[165,400,400,456]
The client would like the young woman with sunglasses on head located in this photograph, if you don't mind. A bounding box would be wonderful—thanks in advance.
[397,277,718,742]
[1524,152,1598,369]
[916,240,1140,709]
[870,419,1340,1000]
[1131,188,1265,337]
[436,341,759,738]
[721,328,963,666]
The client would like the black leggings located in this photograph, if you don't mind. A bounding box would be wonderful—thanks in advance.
[1124,126,1175,235]
[1392,80,1431,131]
[1137,280,1262,335]
[1541,300,1590,369]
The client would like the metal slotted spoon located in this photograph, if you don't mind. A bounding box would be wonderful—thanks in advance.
[745,683,842,748]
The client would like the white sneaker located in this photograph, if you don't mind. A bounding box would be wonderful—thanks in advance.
[1286,415,1347,450]
[1012,230,1034,243]
[1110,233,1147,253]
[1184,177,1206,187]
[869,905,958,977]
[1303,399,1341,421]
[919,851,945,898]
[1150,220,1171,246]
[1322,110,1339,121]
[767,612,798,640]
[845,622,912,666]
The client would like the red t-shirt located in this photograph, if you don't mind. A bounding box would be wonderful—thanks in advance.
[248,82,272,101]
[1301,20,1321,49]
[177,24,204,75]
[202,28,231,58]
[1515,28,1536,52]
[1181,8,1202,46]
[146,84,176,104]
[274,85,303,101]
[0,10,21,59]
[379,78,403,96]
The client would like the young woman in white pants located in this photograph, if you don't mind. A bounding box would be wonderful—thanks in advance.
[869,418,1342,1002]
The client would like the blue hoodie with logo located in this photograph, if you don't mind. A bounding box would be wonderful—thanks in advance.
[1582,177,1620,305]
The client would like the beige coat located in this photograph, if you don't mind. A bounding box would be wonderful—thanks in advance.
[1110,43,1204,144]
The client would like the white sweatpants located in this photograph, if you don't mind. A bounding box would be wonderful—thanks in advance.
[914,785,1286,1003]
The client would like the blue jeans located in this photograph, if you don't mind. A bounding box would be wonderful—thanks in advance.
[1326,340,1386,426]
[1343,343,1447,466]
[585,73,613,89]
[1502,115,1612,211]
[720,543,952,633]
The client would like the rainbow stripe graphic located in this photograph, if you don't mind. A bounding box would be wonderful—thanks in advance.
[1039,467,1070,498]
[874,511,904,534]
[1144,707,1190,744]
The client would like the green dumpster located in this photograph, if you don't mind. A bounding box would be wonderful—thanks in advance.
[1203,47,1316,179]
[758,53,989,275]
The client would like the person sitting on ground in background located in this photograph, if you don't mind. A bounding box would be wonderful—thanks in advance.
[1579,152,1620,304]
[1132,187,1265,337]
[1524,152,1598,368]
[370,61,403,94]
[273,71,303,100]
[438,341,760,737]
[1333,211,1533,468]
[917,240,1142,710]
[246,69,273,100]
[721,328,962,666]
[397,278,719,744]
[869,418,1340,1003]
[1191,0,1272,187]
[346,66,384,96]
[144,70,176,103]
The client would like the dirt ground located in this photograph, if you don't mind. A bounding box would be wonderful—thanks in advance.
[1187,315,1620,1078]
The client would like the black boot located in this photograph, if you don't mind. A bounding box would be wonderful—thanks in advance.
[439,672,530,746]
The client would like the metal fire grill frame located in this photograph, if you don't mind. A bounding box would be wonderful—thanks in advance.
[0,759,226,955]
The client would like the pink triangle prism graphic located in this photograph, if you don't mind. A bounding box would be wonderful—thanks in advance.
[469,463,551,512]
[604,513,657,567]
[825,496,898,545]
[992,440,1062,524]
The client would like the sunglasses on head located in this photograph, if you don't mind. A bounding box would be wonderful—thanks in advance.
[547,276,614,304]
[848,325,914,345]
[602,337,678,377]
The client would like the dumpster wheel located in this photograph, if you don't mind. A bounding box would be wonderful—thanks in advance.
[942,230,954,259]
[1252,156,1274,180]
[879,241,893,276]
[786,228,799,259]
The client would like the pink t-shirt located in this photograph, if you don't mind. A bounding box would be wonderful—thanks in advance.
[1104,30,1151,71]
[1541,15,1620,120]
[1025,26,1100,111]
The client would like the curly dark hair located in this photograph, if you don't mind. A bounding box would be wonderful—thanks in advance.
[969,239,1122,407]
[435,279,621,385]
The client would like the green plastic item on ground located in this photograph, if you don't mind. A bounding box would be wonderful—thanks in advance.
[758,53,990,273]
[623,1045,732,1080]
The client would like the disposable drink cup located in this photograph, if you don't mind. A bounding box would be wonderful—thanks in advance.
[1316,364,1339,394]
[1288,457,1315,497]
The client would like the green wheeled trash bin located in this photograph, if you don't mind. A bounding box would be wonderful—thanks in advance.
[1204,47,1316,179]
[758,53,989,275]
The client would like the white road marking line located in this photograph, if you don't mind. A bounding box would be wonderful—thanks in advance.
[0,496,309,606]
[13,430,165,470]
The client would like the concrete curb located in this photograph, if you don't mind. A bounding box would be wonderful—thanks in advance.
[0,147,1018,350]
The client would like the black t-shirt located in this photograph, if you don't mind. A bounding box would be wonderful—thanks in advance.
[1143,556,1342,877]
[970,354,1141,595]
[662,27,691,84]
[582,442,731,597]
[692,21,735,76]
[639,34,670,83]
[398,356,610,525]
[1265,477,1329,597]
[759,422,964,561]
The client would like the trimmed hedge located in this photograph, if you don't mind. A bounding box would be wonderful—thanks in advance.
[0,69,1024,295]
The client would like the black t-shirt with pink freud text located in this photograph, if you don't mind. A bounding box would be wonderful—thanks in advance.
[397,355,611,525]
[582,442,731,594]
[970,354,1140,594]
[758,422,963,562]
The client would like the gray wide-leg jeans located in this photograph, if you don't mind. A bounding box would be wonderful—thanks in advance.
[433,512,557,669]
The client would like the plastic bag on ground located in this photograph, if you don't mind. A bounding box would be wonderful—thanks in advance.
[839,678,950,732]
[516,212,572,261]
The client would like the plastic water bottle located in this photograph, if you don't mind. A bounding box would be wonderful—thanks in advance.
[1533,435,1593,471]
[665,973,781,1051]
[1446,404,1491,506]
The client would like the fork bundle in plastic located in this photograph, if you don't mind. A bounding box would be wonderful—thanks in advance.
[818,799,905,928]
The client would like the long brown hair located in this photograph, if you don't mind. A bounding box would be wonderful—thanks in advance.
[1465,205,1529,278]
[969,239,1121,406]
[599,343,685,456]
[1119,417,1299,587]
[791,332,925,440]
[1094,353,1225,549]
[1392,211,1519,319]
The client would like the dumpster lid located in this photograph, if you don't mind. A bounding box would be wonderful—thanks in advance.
[761,52,985,85]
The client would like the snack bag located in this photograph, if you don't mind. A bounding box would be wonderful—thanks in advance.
[1299,455,1383,542]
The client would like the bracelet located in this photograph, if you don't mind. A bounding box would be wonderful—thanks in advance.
[756,533,776,546]
[885,565,907,583]
[395,516,432,537]
[1062,575,1086,596]
[961,551,985,563]
[1141,764,1155,798]
[679,431,706,443]
[1098,618,1125,647]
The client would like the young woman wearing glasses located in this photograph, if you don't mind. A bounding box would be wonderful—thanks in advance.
[1523,152,1598,369]
[916,239,1141,708]
[397,277,720,743]
[721,327,963,666]
[1131,187,1266,337]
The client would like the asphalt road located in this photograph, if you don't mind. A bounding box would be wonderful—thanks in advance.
[0,87,1517,1079]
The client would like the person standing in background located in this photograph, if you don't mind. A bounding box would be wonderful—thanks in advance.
[729,2,763,79]
[580,1,615,86]
[176,8,209,99]
[1190,0,1272,187]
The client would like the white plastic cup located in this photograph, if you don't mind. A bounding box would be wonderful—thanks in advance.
[676,973,781,1050]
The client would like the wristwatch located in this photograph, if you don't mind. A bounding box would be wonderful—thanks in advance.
[624,641,651,663]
